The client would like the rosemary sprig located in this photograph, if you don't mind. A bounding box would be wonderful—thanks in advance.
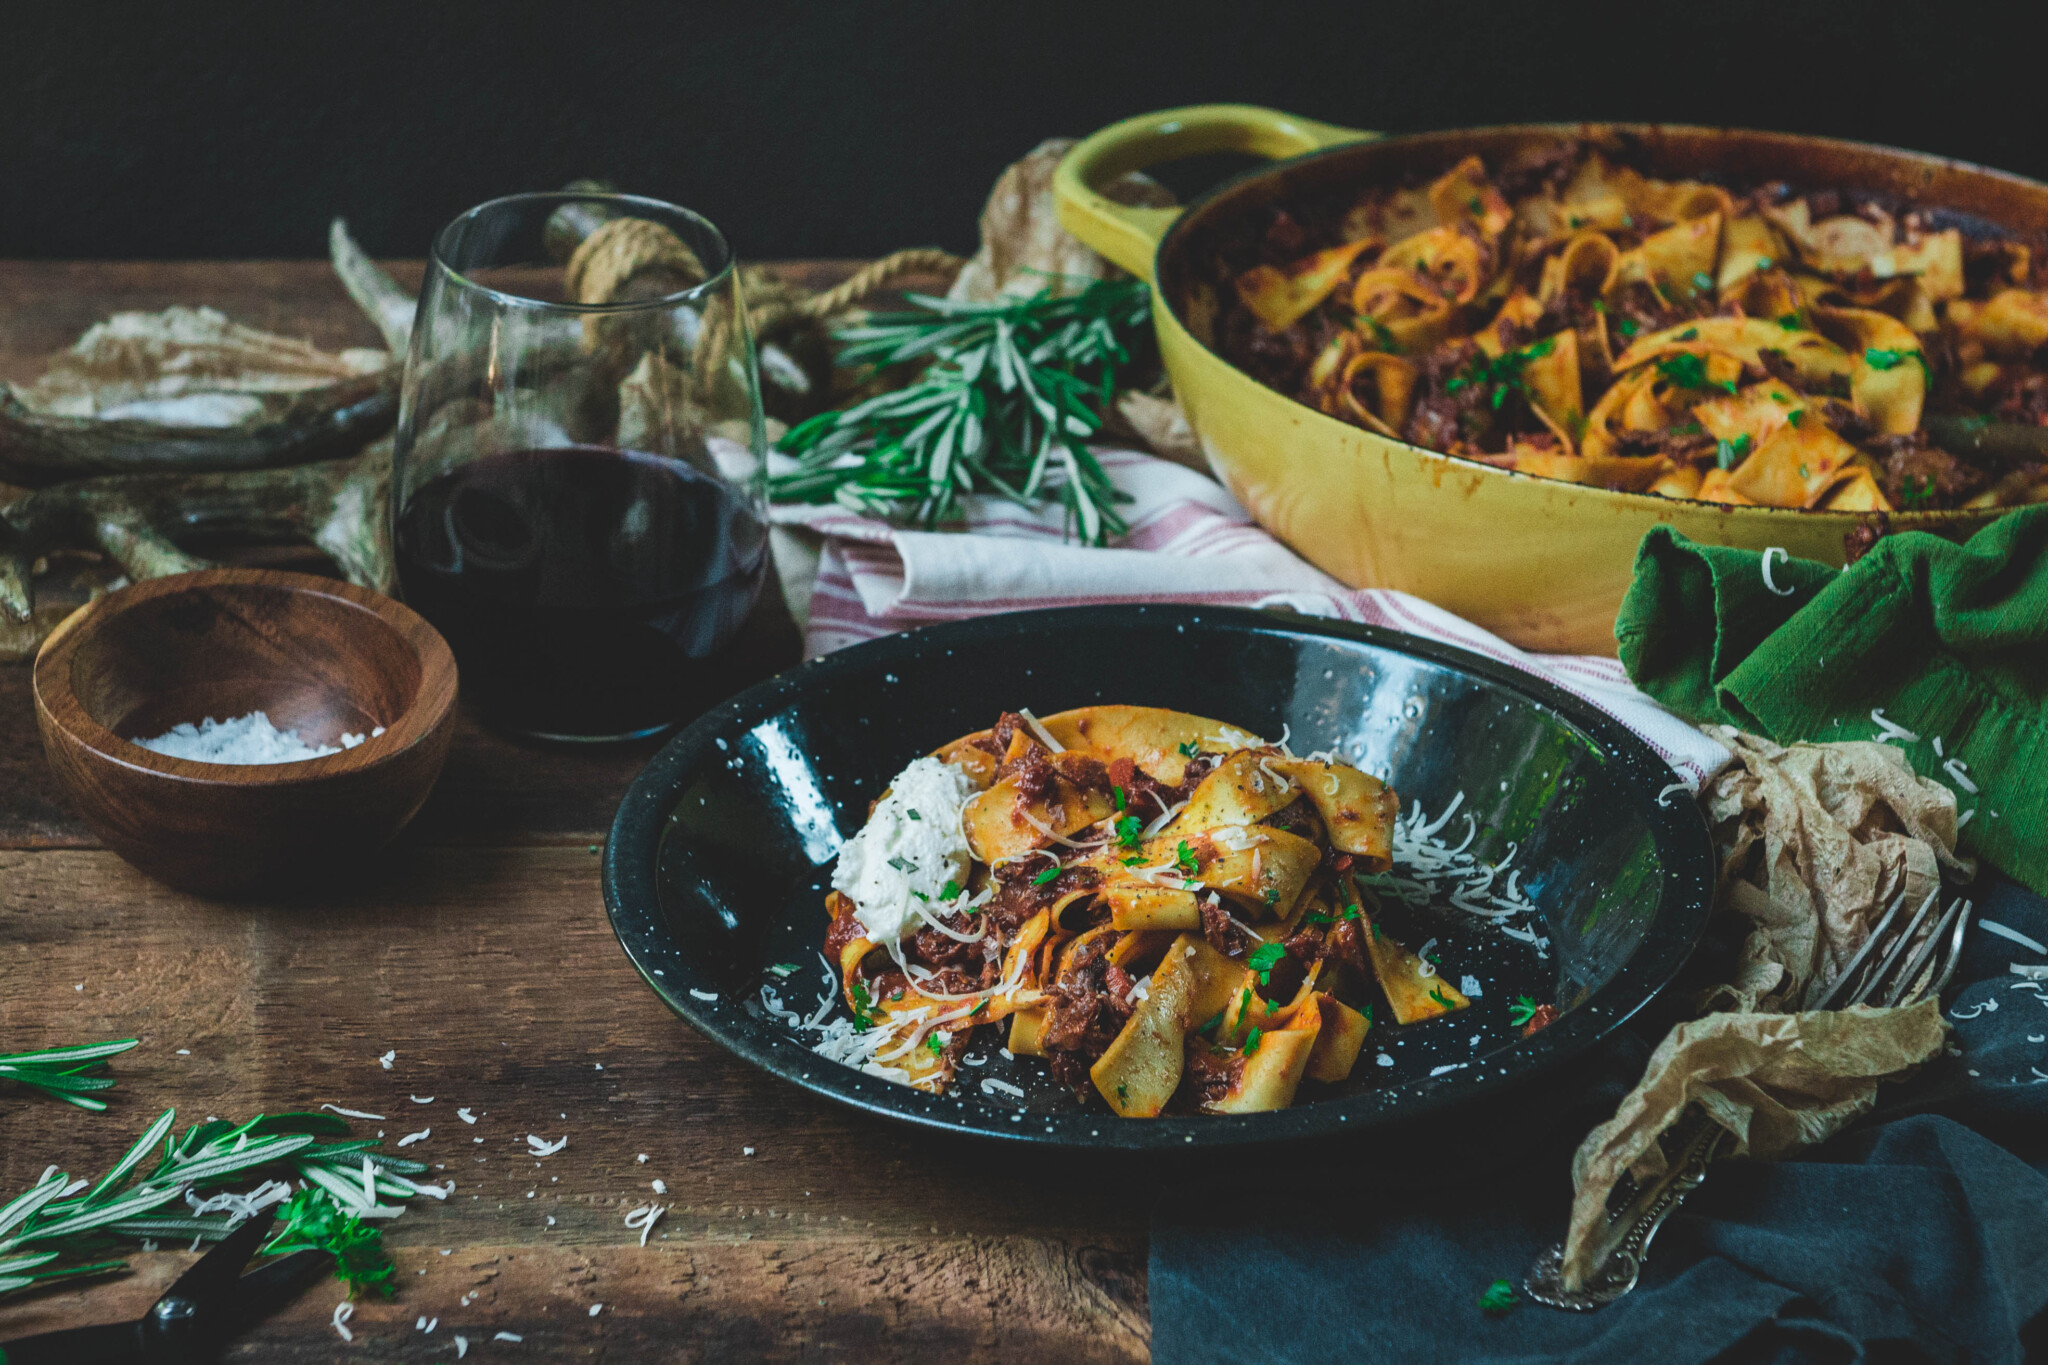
[0,1107,442,1298]
[0,1038,139,1112]
[769,278,1154,544]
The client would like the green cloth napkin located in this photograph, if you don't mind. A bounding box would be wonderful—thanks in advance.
[1615,508,2048,894]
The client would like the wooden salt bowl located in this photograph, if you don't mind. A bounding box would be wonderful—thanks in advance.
[32,569,458,894]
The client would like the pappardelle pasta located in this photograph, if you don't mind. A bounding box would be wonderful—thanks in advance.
[811,706,1480,1117]
[1208,142,2048,515]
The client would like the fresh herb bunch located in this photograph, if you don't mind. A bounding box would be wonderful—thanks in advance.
[0,1038,138,1111]
[0,1107,439,1298]
[769,278,1154,544]
[265,1187,396,1298]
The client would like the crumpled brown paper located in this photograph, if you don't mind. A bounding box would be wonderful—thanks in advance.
[1561,1000,1948,1286]
[946,138,1175,304]
[1559,729,1969,1290]
[1702,728,1972,1013]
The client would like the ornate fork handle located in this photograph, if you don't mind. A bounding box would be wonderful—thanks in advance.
[1522,1108,1731,1310]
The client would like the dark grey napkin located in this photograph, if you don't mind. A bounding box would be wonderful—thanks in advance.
[1150,878,2048,1365]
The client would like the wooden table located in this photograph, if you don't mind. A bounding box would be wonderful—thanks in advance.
[0,262,1150,1361]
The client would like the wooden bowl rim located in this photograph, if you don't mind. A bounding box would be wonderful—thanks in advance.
[32,568,458,789]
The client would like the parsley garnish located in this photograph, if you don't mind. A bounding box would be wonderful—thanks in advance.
[1899,473,1939,509]
[1304,911,1334,926]
[1364,315,1402,353]
[1507,995,1539,1027]
[1864,347,1909,370]
[1032,865,1061,886]
[1777,313,1802,330]
[768,963,799,977]
[941,878,962,900]
[1444,338,1555,411]
[1715,434,1753,470]
[1361,1002,1374,1024]
[1115,814,1143,848]
[905,808,922,821]
[1755,255,1773,270]
[925,1032,945,1055]
[1243,1028,1264,1057]
[1112,785,1127,812]
[1614,317,1639,339]
[969,999,988,1015]
[1675,327,1699,342]
[1479,1278,1520,1316]
[1654,351,1735,394]
[910,890,929,902]
[1174,841,1199,877]
[1116,1082,1129,1101]
[886,855,918,874]
[849,979,878,1031]
[1429,985,1454,1008]
[1343,903,1364,921]
[1690,271,1714,293]
[1248,942,1287,985]
[1466,195,1483,213]
[1787,409,1804,427]
[1177,740,1200,758]
[1198,1009,1225,1037]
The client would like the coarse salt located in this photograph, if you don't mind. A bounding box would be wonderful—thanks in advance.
[133,711,379,765]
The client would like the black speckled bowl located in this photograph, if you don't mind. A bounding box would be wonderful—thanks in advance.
[602,605,1713,1149]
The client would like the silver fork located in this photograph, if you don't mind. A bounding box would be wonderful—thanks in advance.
[1521,889,1974,1311]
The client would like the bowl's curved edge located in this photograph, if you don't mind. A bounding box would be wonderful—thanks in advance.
[602,604,1716,1150]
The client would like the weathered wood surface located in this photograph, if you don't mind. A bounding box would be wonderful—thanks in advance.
[0,261,1151,1361]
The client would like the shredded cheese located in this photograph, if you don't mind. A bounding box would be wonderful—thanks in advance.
[1017,708,1065,752]
[1870,708,1921,743]
[1760,546,1795,596]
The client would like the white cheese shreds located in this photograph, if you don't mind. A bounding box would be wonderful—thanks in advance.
[637,1153,649,1163]
[1870,708,1921,743]
[1428,1062,1467,1077]
[1376,1053,1395,1068]
[625,1202,667,1246]
[1958,808,1977,830]
[456,1108,476,1124]
[831,757,979,944]
[688,989,719,1002]
[332,1302,354,1341]
[589,1303,604,1316]
[1460,975,1483,997]
[495,1333,524,1343]
[1016,707,1065,752]
[1760,546,1795,596]
[397,1129,430,1147]
[1358,793,1549,957]
[416,1315,438,1332]
[410,1095,435,1104]
[319,1104,385,1121]
[1655,782,1689,805]
[526,1134,568,1157]
[1943,758,1979,795]
[1982,920,2048,955]
[743,1146,755,1156]
[651,1178,667,1193]
[981,1078,1025,1098]
[379,1050,396,1070]
[455,1336,469,1359]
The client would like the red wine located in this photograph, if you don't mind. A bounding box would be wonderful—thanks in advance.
[396,446,767,738]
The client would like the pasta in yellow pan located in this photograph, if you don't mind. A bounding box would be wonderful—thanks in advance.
[811,706,1477,1117]
[1216,144,2048,514]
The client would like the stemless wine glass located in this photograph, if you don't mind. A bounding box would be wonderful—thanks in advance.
[392,192,769,741]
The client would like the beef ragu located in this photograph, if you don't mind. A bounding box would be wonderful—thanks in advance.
[798,704,1498,1118]
[1194,141,2048,513]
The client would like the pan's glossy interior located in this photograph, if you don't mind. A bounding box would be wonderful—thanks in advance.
[603,605,1714,1149]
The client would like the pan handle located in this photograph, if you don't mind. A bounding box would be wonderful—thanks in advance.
[1053,104,1379,281]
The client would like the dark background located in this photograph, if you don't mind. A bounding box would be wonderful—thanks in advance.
[3,0,2040,262]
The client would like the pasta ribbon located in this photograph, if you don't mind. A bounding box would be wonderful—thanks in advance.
[1234,238,1380,332]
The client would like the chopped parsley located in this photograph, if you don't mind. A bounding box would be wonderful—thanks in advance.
[1690,271,1714,294]
[1429,985,1455,1008]
[1120,855,1147,867]
[849,979,878,1031]
[905,808,922,821]
[1715,434,1753,470]
[1613,317,1640,339]
[925,1032,945,1055]
[1479,1278,1520,1316]
[1466,195,1483,213]
[1777,313,1803,330]
[1864,347,1909,370]
[941,878,962,900]
[1675,420,1704,435]
[885,855,918,874]
[910,890,929,902]
[1508,995,1539,1027]
[1899,473,1939,509]
[1361,1002,1374,1025]
[1247,942,1287,986]
[1304,911,1334,926]
[1592,298,1606,313]
[1116,1082,1130,1102]
[1032,865,1062,886]
[1239,986,1253,1022]
[768,963,800,977]
[1654,351,1735,393]
[1787,408,1804,427]
[1174,841,1200,876]
[1755,255,1773,270]
[1197,1008,1225,1037]
[1115,814,1143,848]
[1177,740,1200,758]
[969,999,988,1016]
[1112,785,1127,812]
[1445,337,1555,411]
[1371,921,1384,941]
[1242,1027,1265,1057]
[1364,315,1402,353]
[1342,902,1364,921]
[1675,327,1699,342]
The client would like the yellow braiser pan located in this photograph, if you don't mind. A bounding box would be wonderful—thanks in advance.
[1053,106,2019,653]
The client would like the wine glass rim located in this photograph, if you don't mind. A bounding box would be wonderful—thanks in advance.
[430,191,736,313]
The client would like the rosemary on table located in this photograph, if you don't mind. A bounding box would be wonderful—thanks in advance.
[769,278,1154,544]
[0,1107,441,1298]
[0,1038,138,1111]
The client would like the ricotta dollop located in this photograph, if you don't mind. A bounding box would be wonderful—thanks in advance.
[831,757,979,944]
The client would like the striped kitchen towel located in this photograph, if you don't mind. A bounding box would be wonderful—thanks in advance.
[768,446,1731,789]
